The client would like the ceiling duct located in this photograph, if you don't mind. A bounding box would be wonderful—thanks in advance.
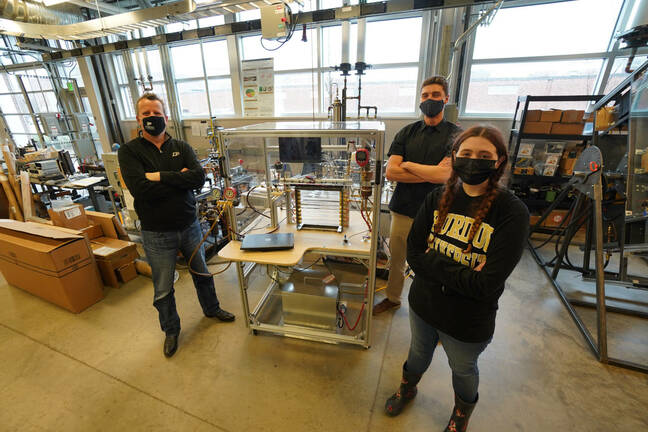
[0,0,81,25]
[0,0,195,39]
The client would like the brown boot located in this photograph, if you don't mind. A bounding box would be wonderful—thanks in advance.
[444,393,477,432]
[373,298,400,314]
[384,363,421,417]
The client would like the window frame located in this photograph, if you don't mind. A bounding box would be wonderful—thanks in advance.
[237,10,428,118]
[168,37,236,119]
[458,0,628,119]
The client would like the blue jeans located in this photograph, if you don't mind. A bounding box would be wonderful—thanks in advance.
[141,220,220,335]
[406,307,491,403]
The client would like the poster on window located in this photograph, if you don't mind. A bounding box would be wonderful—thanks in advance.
[242,58,274,117]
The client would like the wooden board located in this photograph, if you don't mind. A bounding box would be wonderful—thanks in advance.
[218,210,373,266]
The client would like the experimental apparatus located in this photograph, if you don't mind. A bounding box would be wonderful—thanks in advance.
[217,121,385,348]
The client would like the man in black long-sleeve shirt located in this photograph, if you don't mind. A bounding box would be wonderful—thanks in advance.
[118,93,234,358]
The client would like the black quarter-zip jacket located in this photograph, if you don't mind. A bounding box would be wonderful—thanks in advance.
[118,134,205,231]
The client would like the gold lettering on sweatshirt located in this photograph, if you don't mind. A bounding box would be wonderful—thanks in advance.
[429,211,494,269]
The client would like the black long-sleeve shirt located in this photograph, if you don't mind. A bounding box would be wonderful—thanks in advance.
[118,135,205,231]
[407,186,529,342]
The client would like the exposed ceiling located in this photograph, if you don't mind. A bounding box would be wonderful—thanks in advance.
[0,0,268,40]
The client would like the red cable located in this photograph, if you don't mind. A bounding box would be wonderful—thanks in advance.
[339,302,365,331]
[360,207,372,232]
[338,282,368,331]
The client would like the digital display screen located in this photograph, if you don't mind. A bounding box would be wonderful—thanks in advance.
[278,137,322,163]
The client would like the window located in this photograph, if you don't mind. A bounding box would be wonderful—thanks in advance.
[199,16,225,27]
[241,28,318,116]
[113,49,170,119]
[321,16,423,115]
[166,20,197,33]
[0,70,50,148]
[170,40,234,117]
[466,60,604,113]
[604,55,648,93]
[462,0,624,116]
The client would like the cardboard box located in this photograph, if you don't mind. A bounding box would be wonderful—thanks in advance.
[542,165,557,177]
[0,220,103,313]
[551,123,584,135]
[513,166,535,175]
[595,107,615,131]
[91,236,139,288]
[522,121,553,134]
[560,149,581,176]
[525,110,542,122]
[86,210,118,239]
[518,143,535,157]
[540,110,563,123]
[48,204,89,230]
[80,223,104,240]
[544,154,561,166]
[561,110,585,123]
[116,261,137,283]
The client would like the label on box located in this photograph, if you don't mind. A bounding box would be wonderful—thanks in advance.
[519,143,534,157]
[545,154,561,166]
[64,207,82,219]
[543,166,557,176]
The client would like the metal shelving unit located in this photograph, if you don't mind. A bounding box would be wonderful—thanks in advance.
[526,64,648,374]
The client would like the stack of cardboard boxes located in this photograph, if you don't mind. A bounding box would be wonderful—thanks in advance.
[0,204,139,313]
[522,109,586,135]
[0,220,104,313]
[48,204,139,289]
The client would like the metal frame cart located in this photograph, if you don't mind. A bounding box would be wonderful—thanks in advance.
[217,121,384,348]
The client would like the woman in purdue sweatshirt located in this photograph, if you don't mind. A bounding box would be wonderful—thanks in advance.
[384,125,529,432]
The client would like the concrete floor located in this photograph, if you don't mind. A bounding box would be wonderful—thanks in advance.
[1,250,647,432]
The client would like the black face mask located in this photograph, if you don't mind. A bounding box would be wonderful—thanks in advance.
[142,115,166,136]
[419,99,445,118]
[453,157,497,185]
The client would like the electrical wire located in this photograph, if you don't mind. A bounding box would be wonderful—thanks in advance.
[246,185,271,219]
[346,229,370,241]
[338,281,367,331]
[187,205,233,277]
[260,1,300,51]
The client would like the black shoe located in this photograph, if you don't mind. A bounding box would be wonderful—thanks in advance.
[164,332,179,357]
[206,308,235,322]
[384,362,422,417]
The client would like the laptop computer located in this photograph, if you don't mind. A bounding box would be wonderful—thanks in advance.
[240,233,295,251]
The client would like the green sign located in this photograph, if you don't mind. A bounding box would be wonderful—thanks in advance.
[67,82,74,91]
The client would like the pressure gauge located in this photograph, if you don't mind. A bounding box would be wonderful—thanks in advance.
[355,148,370,167]
[211,188,222,201]
[224,187,237,201]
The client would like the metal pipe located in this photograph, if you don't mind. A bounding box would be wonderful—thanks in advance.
[447,0,503,81]
[0,0,81,25]
[593,179,608,363]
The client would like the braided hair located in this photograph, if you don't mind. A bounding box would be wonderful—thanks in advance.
[432,126,509,254]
